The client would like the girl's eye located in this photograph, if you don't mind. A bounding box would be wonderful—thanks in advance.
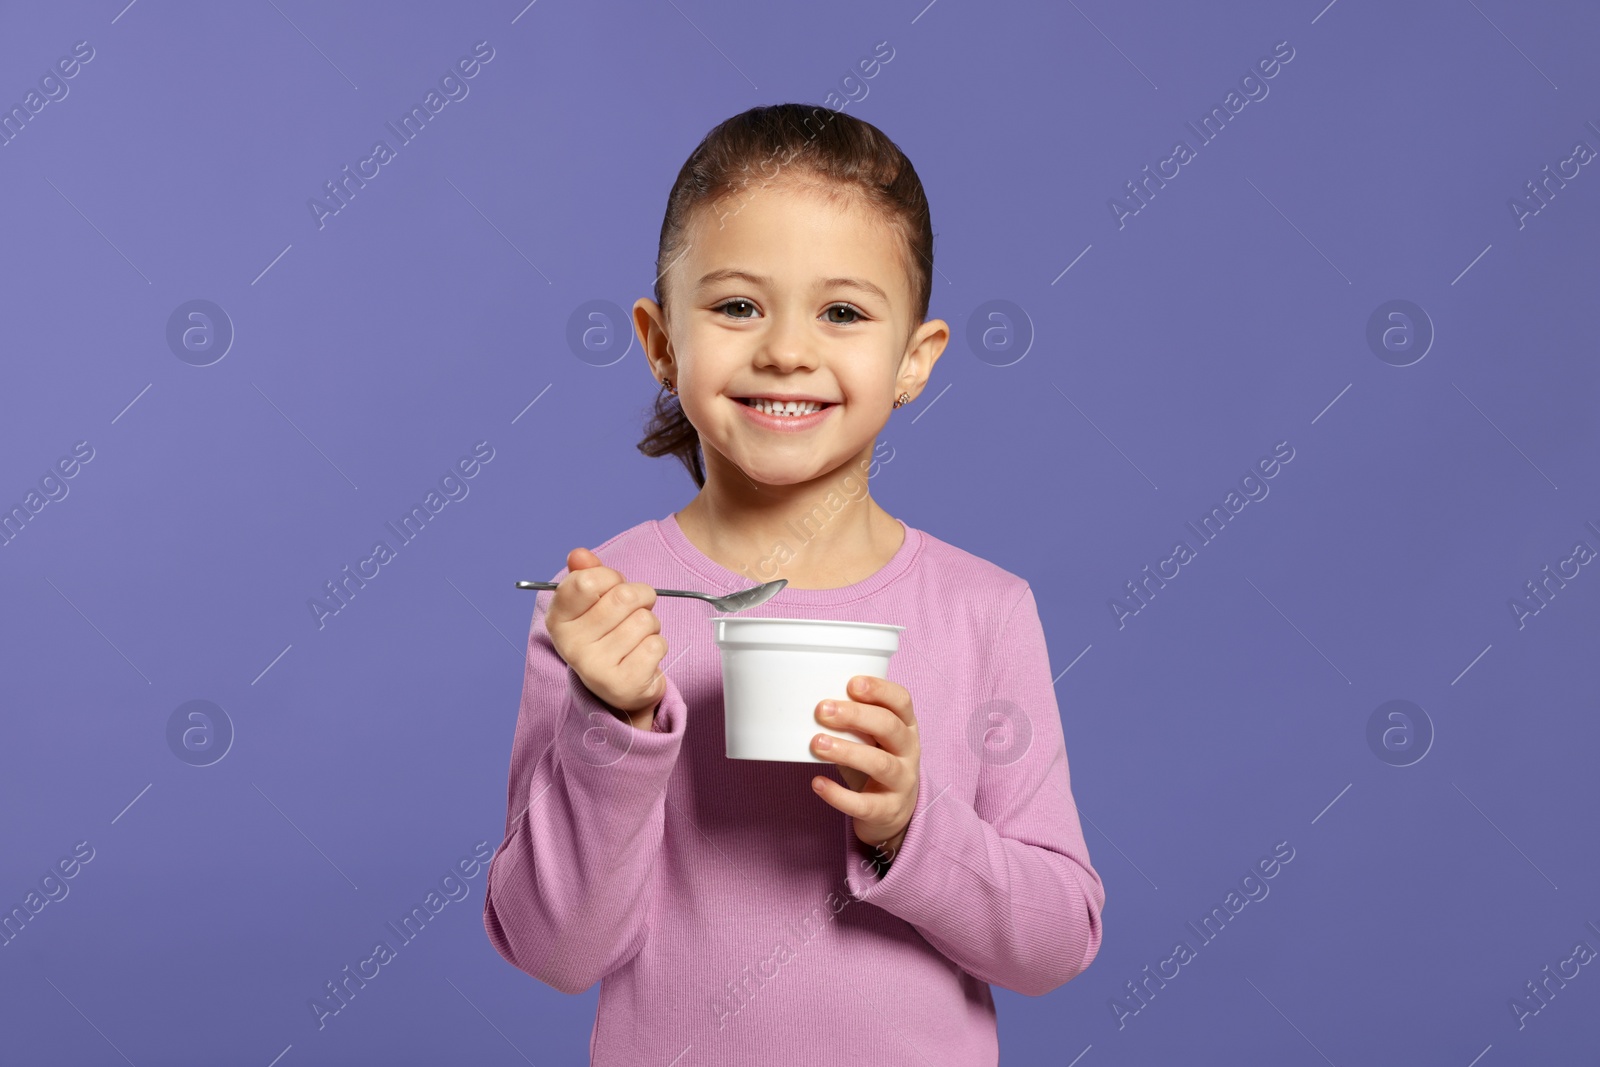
[712,300,865,323]
[714,299,757,319]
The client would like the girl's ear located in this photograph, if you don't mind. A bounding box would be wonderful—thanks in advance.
[633,297,673,378]
[897,317,950,396]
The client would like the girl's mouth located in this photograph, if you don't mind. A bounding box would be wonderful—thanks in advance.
[734,396,838,431]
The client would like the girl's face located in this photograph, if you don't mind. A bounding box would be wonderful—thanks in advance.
[634,178,947,492]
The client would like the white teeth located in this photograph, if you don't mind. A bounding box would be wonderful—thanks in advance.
[743,398,825,416]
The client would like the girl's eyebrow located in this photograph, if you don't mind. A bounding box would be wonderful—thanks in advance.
[693,268,889,303]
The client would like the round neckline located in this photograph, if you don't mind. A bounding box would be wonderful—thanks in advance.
[654,509,923,607]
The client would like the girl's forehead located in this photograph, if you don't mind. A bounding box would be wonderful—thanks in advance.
[709,186,876,235]
[681,188,910,296]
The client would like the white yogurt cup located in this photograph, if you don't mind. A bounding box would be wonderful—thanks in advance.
[713,616,906,762]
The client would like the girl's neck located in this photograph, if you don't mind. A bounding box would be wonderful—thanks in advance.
[674,491,904,591]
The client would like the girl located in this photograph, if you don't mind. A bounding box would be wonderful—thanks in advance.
[483,102,1104,1066]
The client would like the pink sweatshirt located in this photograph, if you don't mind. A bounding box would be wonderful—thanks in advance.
[483,512,1105,1065]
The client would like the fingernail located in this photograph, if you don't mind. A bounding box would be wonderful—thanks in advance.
[814,734,833,750]
[820,701,835,716]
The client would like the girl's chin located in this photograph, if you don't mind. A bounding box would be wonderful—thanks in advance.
[731,462,824,488]
[716,449,835,487]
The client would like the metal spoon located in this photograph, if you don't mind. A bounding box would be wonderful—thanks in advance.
[514,577,786,613]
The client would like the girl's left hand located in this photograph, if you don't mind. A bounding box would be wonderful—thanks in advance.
[810,675,920,860]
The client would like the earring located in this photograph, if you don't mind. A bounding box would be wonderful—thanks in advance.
[660,376,677,396]
[893,392,911,409]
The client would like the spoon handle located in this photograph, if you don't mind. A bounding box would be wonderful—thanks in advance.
[514,580,708,602]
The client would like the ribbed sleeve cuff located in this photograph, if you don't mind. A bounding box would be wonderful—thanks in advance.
[843,772,951,905]
[840,771,1099,994]
[556,663,685,790]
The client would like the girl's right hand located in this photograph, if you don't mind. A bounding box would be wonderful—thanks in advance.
[545,547,668,728]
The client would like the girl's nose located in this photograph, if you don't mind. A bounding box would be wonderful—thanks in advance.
[753,314,819,372]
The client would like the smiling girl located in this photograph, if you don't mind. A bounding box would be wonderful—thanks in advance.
[483,103,1105,1066]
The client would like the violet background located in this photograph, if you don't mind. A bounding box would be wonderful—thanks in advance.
[2,1,1598,1063]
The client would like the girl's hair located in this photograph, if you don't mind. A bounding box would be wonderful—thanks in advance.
[636,102,935,488]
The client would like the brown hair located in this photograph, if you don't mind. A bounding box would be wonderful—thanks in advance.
[636,102,935,488]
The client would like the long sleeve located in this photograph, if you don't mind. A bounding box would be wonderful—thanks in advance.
[482,575,688,995]
[842,584,1106,997]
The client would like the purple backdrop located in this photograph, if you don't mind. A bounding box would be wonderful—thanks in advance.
[3,0,1597,1064]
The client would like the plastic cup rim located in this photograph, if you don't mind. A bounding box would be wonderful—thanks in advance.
[710,615,905,632]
